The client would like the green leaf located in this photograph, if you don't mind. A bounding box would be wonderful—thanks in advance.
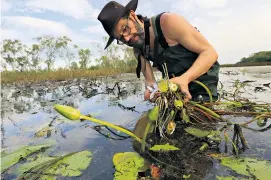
[217,157,271,179]
[34,126,54,138]
[150,143,180,151]
[184,127,210,137]
[216,176,250,180]
[181,108,190,123]
[207,130,222,142]
[17,150,92,179]
[158,80,169,93]
[174,99,184,109]
[1,144,52,173]
[47,150,92,176]
[113,152,148,180]
[147,106,159,122]
[14,155,55,176]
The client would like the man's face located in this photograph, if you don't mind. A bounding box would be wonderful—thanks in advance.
[113,12,145,48]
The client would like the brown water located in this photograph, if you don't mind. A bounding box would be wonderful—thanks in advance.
[1,66,271,179]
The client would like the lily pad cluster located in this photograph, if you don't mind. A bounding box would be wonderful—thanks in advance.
[1,143,92,180]
[215,156,271,180]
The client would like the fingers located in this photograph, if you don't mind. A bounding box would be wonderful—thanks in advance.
[183,91,192,102]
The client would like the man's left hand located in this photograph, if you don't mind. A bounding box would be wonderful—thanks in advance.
[169,75,192,102]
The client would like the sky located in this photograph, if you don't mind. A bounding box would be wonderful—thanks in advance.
[1,0,271,66]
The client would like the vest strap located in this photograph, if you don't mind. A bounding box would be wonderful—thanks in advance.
[155,12,169,49]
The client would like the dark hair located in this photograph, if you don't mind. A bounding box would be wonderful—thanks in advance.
[137,14,148,22]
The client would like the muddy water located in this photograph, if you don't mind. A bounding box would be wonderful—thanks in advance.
[1,66,271,179]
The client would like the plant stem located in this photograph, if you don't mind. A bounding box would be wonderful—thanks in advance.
[240,114,271,126]
[190,101,220,118]
[81,115,142,143]
[192,80,213,102]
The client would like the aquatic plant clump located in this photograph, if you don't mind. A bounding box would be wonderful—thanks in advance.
[131,63,271,178]
[145,65,271,154]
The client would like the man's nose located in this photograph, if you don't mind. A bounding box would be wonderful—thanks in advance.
[124,35,131,42]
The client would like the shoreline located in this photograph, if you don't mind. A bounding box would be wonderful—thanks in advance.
[220,62,271,67]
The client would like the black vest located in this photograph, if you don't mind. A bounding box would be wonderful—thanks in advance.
[136,13,220,100]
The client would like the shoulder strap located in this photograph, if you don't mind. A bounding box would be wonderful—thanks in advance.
[155,12,169,49]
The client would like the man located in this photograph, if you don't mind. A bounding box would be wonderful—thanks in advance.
[98,0,220,102]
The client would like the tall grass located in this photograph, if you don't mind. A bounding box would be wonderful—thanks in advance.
[1,67,136,84]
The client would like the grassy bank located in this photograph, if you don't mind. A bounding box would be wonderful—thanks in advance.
[1,67,136,84]
[221,62,271,67]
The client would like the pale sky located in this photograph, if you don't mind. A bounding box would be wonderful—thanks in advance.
[1,0,271,66]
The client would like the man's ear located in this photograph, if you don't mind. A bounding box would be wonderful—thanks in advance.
[129,10,141,22]
[129,10,136,18]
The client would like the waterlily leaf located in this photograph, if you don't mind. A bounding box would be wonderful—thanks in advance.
[217,156,271,179]
[17,150,92,179]
[216,176,250,180]
[150,143,180,151]
[113,152,148,180]
[14,155,55,176]
[1,144,53,173]
[207,130,222,142]
[46,150,92,176]
[184,127,210,137]
[34,126,54,138]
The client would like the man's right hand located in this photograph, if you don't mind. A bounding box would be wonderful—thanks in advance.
[144,88,161,102]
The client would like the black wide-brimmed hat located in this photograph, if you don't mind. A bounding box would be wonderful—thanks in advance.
[98,0,138,49]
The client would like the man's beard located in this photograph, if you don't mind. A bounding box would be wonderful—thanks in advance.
[127,20,145,48]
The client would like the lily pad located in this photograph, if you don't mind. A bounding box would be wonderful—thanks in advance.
[216,176,250,180]
[150,143,180,151]
[1,144,53,173]
[17,150,92,179]
[184,127,210,137]
[14,155,55,176]
[113,152,148,180]
[34,126,54,138]
[207,130,222,142]
[217,156,271,179]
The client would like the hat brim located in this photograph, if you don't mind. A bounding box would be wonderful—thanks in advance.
[104,0,138,49]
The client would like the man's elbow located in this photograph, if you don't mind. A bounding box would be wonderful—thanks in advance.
[211,47,218,62]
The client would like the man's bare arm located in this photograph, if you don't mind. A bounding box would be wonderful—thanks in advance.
[161,13,218,83]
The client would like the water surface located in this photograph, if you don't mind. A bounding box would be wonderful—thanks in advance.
[1,66,271,179]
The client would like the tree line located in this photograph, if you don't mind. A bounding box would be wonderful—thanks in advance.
[1,35,137,72]
[238,51,271,64]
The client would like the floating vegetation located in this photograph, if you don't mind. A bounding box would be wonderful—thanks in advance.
[149,143,180,152]
[17,150,92,180]
[214,156,271,180]
[112,152,148,180]
[1,143,92,180]
[1,144,53,173]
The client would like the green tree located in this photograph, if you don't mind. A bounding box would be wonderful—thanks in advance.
[1,39,29,71]
[239,51,271,64]
[26,44,41,70]
[35,35,71,71]
[71,61,79,70]
[78,48,92,69]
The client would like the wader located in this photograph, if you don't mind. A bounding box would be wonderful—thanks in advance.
[136,13,220,102]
